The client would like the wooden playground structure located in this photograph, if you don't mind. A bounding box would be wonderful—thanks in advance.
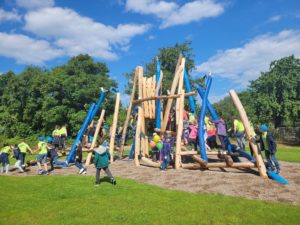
[118,54,267,178]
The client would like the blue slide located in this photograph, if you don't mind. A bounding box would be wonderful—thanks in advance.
[267,170,289,184]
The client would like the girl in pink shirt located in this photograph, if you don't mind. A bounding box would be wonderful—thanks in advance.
[188,122,198,151]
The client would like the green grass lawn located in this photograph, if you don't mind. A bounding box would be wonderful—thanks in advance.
[1,176,299,225]
[245,146,300,163]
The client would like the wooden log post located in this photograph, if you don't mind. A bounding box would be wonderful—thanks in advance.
[85,109,105,166]
[175,90,185,169]
[119,68,138,156]
[229,89,267,178]
[176,58,185,126]
[147,77,153,119]
[152,75,156,118]
[135,104,141,166]
[161,57,184,133]
[143,77,149,118]
[109,93,120,163]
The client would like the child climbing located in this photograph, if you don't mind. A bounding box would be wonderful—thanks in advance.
[18,140,33,168]
[75,142,86,174]
[46,140,67,171]
[160,135,174,171]
[37,137,49,175]
[12,144,24,173]
[188,121,198,151]
[1,143,11,174]
[258,125,280,174]
[94,141,116,186]
[230,116,245,151]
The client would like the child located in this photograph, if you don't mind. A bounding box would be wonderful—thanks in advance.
[75,142,86,174]
[46,141,67,171]
[94,141,116,186]
[59,125,68,151]
[52,125,61,150]
[258,125,280,174]
[212,118,228,151]
[160,135,174,171]
[230,116,246,151]
[37,137,49,175]
[188,121,198,151]
[12,144,24,173]
[182,120,190,145]
[18,140,33,168]
[1,143,11,174]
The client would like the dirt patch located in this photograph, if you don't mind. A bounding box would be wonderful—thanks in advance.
[5,158,300,205]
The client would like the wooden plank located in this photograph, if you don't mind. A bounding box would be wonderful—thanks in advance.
[155,70,164,96]
[180,151,198,155]
[229,89,267,178]
[132,91,196,103]
[147,77,152,119]
[175,90,185,169]
[176,58,185,126]
[134,105,141,166]
[109,93,120,163]
[152,75,156,118]
[161,56,183,133]
[85,109,105,166]
[119,67,139,155]
[143,77,149,118]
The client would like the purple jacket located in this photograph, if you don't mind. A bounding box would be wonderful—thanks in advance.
[161,142,174,158]
[213,119,227,136]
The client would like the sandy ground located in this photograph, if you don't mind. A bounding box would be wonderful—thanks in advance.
[5,156,300,205]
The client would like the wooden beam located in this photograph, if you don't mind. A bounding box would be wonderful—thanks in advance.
[176,58,185,126]
[155,70,164,96]
[109,93,120,163]
[161,56,184,133]
[229,89,267,178]
[132,91,196,104]
[152,75,156,118]
[175,89,184,169]
[85,109,105,166]
[134,105,141,166]
[180,151,198,155]
[147,77,153,119]
[119,67,138,156]
[143,77,149,118]
[140,157,161,168]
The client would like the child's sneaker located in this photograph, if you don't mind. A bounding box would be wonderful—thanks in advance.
[43,171,49,175]
[79,168,85,174]
[111,178,116,185]
[38,169,43,175]
[95,182,100,187]
[82,169,87,175]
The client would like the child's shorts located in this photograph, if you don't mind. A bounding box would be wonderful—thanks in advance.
[36,154,47,164]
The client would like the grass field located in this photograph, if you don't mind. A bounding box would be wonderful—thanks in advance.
[1,176,299,225]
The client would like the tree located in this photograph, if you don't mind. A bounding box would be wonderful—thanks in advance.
[0,54,118,137]
[250,55,300,128]
[125,41,196,96]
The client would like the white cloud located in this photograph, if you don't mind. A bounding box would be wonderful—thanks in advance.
[196,30,300,87]
[0,32,63,64]
[268,15,281,22]
[126,0,224,28]
[0,8,21,22]
[15,0,54,10]
[24,7,150,60]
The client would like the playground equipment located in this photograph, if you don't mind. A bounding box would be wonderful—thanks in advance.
[66,88,121,164]
[119,53,274,179]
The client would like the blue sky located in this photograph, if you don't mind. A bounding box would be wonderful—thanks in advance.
[0,0,300,105]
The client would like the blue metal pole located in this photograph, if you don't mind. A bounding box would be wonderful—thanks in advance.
[90,90,106,122]
[196,85,218,120]
[66,103,95,163]
[184,68,196,114]
[155,58,161,129]
[198,77,212,161]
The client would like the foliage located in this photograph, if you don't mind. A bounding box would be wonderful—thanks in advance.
[124,41,197,107]
[1,176,299,225]
[213,55,300,128]
[0,54,117,138]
